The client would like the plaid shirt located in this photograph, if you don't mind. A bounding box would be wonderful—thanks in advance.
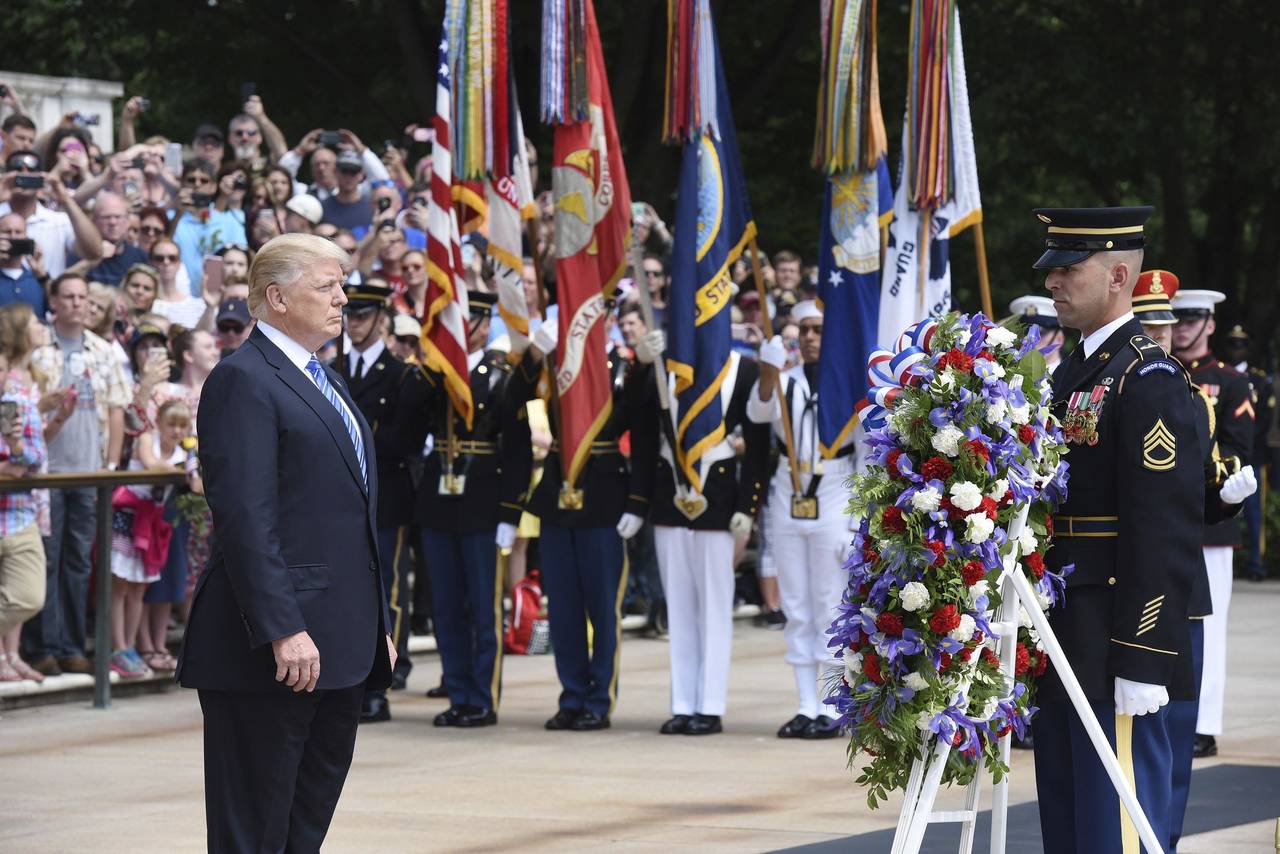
[31,329,132,467]
[0,395,47,536]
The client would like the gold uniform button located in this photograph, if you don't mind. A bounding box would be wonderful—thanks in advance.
[1107,576,1117,586]
[478,365,488,375]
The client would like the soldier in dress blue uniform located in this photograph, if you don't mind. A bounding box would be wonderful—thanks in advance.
[398,290,532,728]
[510,311,663,732]
[336,280,413,723]
[1029,206,1204,853]
[1133,270,1257,850]
[1220,324,1274,582]
[1168,289,1255,760]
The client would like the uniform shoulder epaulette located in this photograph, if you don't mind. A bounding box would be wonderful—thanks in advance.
[1127,334,1167,362]
[1119,335,1185,393]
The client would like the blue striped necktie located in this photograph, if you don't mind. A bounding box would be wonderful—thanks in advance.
[305,356,367,484]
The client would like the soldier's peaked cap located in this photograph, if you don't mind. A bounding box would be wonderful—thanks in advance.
[1031,205,1154,270]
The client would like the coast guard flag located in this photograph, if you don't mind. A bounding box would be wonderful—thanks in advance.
[816,159,894,457]
[877,6,980,347]
[667,31,756,491]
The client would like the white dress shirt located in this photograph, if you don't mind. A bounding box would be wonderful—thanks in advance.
[344,337,385,380]
[1080,311,1135,358]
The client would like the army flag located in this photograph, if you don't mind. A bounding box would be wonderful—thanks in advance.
[485,78,535,352]
[877,1,981,346]
[665,1,756,491]
[422,22,474,429]
[540,0,632,491]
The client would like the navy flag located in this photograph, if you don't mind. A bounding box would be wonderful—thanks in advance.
[666,37,755,491]
[816,159,894,456]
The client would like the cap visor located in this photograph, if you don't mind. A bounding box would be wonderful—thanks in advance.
[1133,309,1175,324]
[1033,248,1094,270]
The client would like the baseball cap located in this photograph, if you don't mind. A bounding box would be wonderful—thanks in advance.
[216,298,251,326]
[336,150,364,173]
[284,194,323,226]
[193,123,224,144]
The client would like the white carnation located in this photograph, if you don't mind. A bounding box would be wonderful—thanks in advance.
[1017,528,1038,554]
[911,486,942,513]
[900,581,931,612]
[949,613,977,643]
[932,370,957,393]
[986,478,1009,501]
[904,672,928,692]
[931,424,965,457]
[1035,588,1051,610]
[966,514,995,544]
[1018,604,1033,629]
[985,400,1009,424]
[986,326,1018,350]
[949,481,983,512]
[1009,403,1031,425]
[844,651,863,681]
[917,710,936,731]
[981,697,1000,720]
[968,580,989,608]
[956,329,972,347]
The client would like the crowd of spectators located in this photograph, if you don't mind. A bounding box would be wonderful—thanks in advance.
[0,79,817,685]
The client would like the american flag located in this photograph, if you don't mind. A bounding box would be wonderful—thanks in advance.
[421,32,474,428]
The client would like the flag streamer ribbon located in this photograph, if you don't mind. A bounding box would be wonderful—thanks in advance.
[813,0,887,174]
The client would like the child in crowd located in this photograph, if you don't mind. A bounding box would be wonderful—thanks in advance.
[108,400,191,678]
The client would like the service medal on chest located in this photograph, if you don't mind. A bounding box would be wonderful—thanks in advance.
[1062,385,1108,445]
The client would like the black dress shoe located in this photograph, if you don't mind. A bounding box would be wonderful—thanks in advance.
[802,714,841,739]
[777,714,813,739]
[659,714,693,735]
[425,681,449,699]
[545,709,580,731]
[684,714,722,735]
[390,658,412,691]
[456,706,498,728]
[360,692,392,724]
[571,711,611,731]
[1193,734,1217,758]
[433,706,466,727]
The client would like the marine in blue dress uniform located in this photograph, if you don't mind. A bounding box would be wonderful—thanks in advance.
[1028,207,1204,853]
[511,316,661,731]
[398,291,532,728]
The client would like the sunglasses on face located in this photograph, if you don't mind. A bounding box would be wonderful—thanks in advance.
[232,128,259,138]
[152,253,180,263]
[140,225,165,235]
[184,176,214,186]
[217,322,245,334]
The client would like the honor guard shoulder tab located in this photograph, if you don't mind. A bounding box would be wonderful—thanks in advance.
[1120,335,1187,394]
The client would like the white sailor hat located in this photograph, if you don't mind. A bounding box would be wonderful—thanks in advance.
[792,299,822,323]
[1170,289,1226,318]
[1008,295,1059,328]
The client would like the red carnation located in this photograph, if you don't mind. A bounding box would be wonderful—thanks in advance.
[972,631,985,645]
[966,439,990,463]
[1045,516,1055,537]
[977,350,995,363]
[939,651,953,673]
[863,651,884,684]
[961,560,986,586]
[1000,489,1014,507]
[876,612,905,637]
[940,349,975,373]
[1035,652,1048,677]
[881,506,907,534]
[981,647,1001,669]
[922,456,953,482]
[1018,425,1036,445]
[926,540,947,567]
[958,646,975,664]
[886,449,904,479]
[930,604,961,634]
[952,730,965,747]
[1025,551,1045,579]
[981,496,999,520]
[1015,643,1031,676]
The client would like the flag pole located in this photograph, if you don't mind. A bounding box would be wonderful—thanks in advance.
[527,216,549,318]
[628,238,671,410]
[974,219,994,319]
[916,208,931,320]
[747,235,802,498]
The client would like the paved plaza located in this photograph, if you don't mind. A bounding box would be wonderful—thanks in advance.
[2,582,1277,852]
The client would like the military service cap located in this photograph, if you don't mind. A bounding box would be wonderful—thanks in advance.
[343,280,392,315]
[1133,270,1179,325]
[1170,289,1225,319]
[469,290,498,317]
[1226,324,1249,341]
[1008,295,1059,329]
[1031,205,1154,269]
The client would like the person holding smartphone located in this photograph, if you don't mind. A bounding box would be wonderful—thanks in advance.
[0,213,48,317]
[0,150,102,279]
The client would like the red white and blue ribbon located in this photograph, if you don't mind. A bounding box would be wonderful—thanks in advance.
[856,319,937,430]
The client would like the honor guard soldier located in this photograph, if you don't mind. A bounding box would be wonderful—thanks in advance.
[1008,295,1066,374]
[510,316,662,732]
[1221,324,1273,581]
[1029,206,1204,852]
[748,300,855,740]
[1169,288,1255,759]
[630,347,771,736]
[1132,270,1257,847]
[402,290,532,728]
[337,281,413,723]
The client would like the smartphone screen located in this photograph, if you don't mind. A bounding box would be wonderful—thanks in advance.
[202,255,225,293]
[164,142,183,175]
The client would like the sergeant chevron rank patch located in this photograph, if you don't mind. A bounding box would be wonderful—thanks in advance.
[1143,418,1177,471]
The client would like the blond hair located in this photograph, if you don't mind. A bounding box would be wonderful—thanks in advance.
[248,233,350,320]
[157,398,192,429]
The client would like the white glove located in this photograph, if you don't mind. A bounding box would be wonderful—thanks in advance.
[729,511,753,542]
[531,321,558,356]
[634,330,666,365]
[1219,464,1257,505]
[758,335,787,371]
[616,512,644,540]
[495,522,517,550]
[1114,677,1169,717]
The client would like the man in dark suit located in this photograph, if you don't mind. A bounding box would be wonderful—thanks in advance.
[178,233,395,853]
[1029,207,1202,853]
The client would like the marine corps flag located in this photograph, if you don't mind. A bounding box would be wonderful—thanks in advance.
[664,1,756,491]
[539,0,632,495]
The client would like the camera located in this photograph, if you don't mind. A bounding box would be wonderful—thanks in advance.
[136,97,151,112]
[240,82,256,103]
[1,238,34,257]
[320,130,341,149]
[14,174,43,190]
[376,197,392,213]
[192,192,215,207]
[131,156,147,169]
[232,177,249,192]
[72,112,101,127]
[0,85,8,99]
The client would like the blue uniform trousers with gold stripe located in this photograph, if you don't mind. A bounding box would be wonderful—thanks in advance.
[1034,699,1172,853]
[1167,619,1204,851]
[539,524,626,718]
[421,529,502,711]
[376,526,412,660]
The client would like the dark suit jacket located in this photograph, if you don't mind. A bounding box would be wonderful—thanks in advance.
[177,326,393,693]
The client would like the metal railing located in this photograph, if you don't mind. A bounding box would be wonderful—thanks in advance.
[0,470,188,708]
